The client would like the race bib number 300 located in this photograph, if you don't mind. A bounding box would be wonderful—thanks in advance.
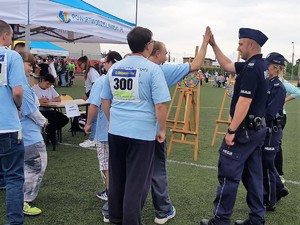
[0,53,8,86]
[110,68,140,102]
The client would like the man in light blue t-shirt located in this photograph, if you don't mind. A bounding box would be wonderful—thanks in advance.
[147,27,211,224]
[0,20,27,225]
[101,26,170,225]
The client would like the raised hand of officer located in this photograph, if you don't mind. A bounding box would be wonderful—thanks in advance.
[209,33,216,47]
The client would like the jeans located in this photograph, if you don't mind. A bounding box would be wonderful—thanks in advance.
[60,73,67,87]
[0,132,25,225]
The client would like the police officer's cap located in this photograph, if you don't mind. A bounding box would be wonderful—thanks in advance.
[239,28,268,47]
[265,52,285,66]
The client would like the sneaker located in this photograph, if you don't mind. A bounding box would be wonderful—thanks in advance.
[23,202,42,216]
[96,189,108,201]
[154,206,176,224]
[79,139,96,148]
[279,175,285,184]
[0,186,5,190]
[103,215,110,223]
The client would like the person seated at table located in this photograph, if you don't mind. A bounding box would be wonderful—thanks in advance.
[32,73,69,146]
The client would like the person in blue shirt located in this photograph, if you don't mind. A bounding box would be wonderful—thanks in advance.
[201,28,269,225]
[261,52,286,211]
[19,51,48,216]
[84,51,122,201]
[147,26,211,225]
[275,77,300,184]
[0,19,28,225]
[273,70,300,203]
[84,51,122,223]
[101,26,171,225]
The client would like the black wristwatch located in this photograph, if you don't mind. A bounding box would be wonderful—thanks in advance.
[227,128,236,134]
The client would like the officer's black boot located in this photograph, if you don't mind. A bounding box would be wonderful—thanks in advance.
[277,186,289,201]
[200,219,217,225]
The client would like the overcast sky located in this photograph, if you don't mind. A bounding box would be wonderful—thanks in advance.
[84,0,300,63]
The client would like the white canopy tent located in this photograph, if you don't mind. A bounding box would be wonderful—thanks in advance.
[0,0,135,50]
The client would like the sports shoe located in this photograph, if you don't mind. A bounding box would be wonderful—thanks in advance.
[96,189,108,201]
[154,206,176,224]
[23,202,42,216]
[79,139,96,148]
[103,215,110,223]
[0,186,5,190]
[279,175,285,184]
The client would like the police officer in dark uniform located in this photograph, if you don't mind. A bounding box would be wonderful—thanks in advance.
[200,28,269,225]
[262,52,286,211]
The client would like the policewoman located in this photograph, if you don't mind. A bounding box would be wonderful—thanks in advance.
[201,28,269,225]
[262,52,286,211]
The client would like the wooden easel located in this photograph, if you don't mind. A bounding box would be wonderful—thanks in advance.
[167,46,200,161]
[211,53,240,146]
[211,89,231,146]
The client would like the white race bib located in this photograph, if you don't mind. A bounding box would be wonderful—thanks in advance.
[109,68,140,102]
[0,53,8,86]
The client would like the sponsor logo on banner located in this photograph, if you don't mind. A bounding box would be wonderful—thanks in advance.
[57,11,71,23]
[71,13,124,33]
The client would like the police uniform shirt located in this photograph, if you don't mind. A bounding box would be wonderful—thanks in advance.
[231,54,268,118]
[265,76,286,123]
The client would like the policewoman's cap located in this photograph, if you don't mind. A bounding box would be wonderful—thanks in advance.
[239,28,268,47]
[265,52,285,66]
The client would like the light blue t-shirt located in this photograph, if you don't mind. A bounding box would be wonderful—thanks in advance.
[282,79,300,99]
[281,79,300,114]
[88,76,108,142]
[101,55,171,141]
[160,63,190,87]
[20,84,43,146]
[0,47,27,132]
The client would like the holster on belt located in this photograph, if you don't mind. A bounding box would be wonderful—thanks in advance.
[240,115,266,131]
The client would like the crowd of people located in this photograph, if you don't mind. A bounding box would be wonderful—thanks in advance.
[0,18,299,225]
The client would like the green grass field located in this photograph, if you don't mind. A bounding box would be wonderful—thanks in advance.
[1,79,299,225]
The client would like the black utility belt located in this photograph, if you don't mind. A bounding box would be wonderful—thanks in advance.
[267,116,284,128]
[240,116,266,131]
